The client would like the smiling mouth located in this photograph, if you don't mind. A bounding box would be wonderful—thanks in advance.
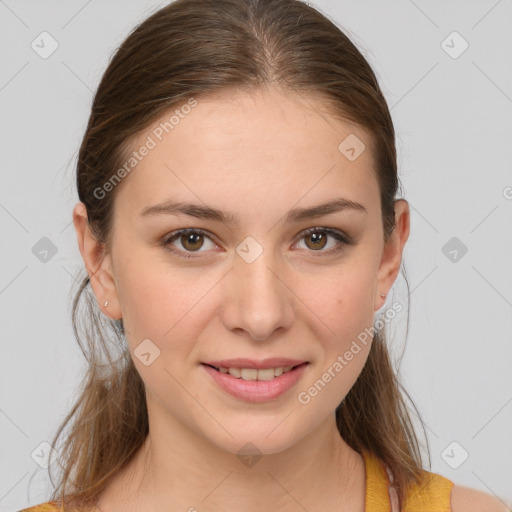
[201,361,310,403]
[203,363,308,381]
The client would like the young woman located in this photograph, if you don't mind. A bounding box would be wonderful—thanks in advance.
[17,0,508,510]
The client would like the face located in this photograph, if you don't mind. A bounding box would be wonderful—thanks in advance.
[76,86,408,456]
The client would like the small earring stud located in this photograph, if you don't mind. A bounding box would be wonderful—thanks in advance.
[104,300,109,307]
[380,293,386,298]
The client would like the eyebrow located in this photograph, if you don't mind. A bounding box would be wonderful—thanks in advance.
[140,197,367,224]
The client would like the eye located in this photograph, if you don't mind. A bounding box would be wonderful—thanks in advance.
[162,228,218,258]
[294,227,351,256]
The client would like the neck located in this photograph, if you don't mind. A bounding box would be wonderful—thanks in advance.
[97,411,366,511]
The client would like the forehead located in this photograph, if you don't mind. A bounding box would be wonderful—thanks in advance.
[113,87,379,222]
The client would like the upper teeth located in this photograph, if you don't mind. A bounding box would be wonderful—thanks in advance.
[218,366,294,381]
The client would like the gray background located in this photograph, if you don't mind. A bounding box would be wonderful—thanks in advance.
[1,0,511,510]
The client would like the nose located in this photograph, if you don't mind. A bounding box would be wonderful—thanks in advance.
[220,247,294,342]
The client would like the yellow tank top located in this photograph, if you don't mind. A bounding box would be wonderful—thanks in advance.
[16,450,454,512]
[363,449,454,511]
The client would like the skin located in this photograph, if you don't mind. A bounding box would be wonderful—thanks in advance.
[73,85,411,511]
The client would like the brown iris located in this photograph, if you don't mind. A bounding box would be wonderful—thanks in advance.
[304,230,328,251]
[180,232,204,251]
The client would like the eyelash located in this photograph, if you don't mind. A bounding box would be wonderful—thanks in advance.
[161,227,353,259]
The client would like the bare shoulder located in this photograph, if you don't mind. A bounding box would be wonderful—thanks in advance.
[451,484,511,512]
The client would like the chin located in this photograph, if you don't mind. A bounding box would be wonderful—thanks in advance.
[199,414,312,459]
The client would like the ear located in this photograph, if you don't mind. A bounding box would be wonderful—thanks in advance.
[73,202,122,320]
[374,199,410,311]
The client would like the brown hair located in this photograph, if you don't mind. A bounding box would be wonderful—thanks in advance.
[46,0,430,509]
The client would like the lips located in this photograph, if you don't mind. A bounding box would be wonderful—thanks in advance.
[201,358,310,403]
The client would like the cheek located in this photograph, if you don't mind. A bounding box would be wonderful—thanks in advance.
[314,261,377,339]
[115,265,210,404]
[113,247,207,357]
[301,261,376,398]
[115,238,208,325]
[298,285,374,415]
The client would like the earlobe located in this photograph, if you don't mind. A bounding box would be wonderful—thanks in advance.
[72,202,122,320]
[374,199,410,311]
